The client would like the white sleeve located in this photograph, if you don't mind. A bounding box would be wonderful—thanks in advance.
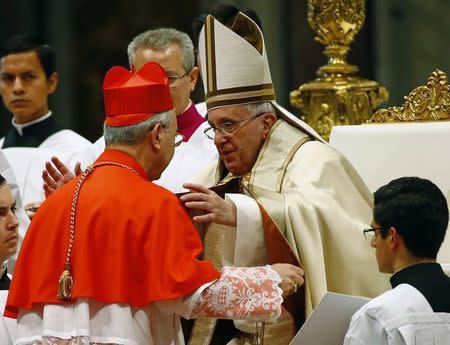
[223,193,268,267]
[0,315,13,345]
[343,309,387,345]
[153,281,214,319]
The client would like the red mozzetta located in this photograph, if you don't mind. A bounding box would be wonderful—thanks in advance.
[5,149,219,318]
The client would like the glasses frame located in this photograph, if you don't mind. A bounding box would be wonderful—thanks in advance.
[363,227,386,239]
[203,112,266,140]
[167,69,191,86]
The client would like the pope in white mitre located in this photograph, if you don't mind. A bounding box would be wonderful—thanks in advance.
[179,12,390,344]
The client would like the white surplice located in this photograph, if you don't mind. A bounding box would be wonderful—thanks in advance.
[344,284,450,345]
[1,314,13,345]
[1,125,92,208]
[1,146,91,208]
[38,130,92,152]
[1,286,16,343]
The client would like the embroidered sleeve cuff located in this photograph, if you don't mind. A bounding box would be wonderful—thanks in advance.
[191,265,283,323]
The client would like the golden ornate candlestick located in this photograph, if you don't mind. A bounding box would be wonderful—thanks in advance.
[290,0,389,140]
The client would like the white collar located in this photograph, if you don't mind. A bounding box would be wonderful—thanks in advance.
[12,110,52,136]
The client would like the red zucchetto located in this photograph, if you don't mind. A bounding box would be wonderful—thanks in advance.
[103,62,173,127]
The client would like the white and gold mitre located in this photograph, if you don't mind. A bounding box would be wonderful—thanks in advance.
[199,12,275,111]
[199,12,325,142]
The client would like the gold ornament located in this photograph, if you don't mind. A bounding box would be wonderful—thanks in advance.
[57,263,74,300]
[370,69,450,123]
[290,0,389,141]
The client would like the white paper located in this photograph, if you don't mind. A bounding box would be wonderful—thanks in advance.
[290,292,369,345]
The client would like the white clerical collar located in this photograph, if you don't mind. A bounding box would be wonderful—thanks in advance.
[12,110,53,136]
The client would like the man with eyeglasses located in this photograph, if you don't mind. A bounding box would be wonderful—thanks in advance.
[344,177,450,344]
[179,12,390,343]
[42,28,217,195]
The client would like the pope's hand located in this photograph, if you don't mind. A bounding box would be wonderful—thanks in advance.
[42,156,82,198]
[181,183,237,227]
[271,263,305,298]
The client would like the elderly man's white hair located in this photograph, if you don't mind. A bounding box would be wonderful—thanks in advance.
[241,102,276,118]
[103,110,174,146]
[127,28,195,73]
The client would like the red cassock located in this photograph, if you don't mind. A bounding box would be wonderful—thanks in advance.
[5,149,220,318]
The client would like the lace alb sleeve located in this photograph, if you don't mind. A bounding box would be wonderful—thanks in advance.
[190,265,283,323]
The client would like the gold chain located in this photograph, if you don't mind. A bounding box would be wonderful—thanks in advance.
[58,161,139,300]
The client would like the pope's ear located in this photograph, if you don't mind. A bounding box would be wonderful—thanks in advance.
[261,112,277,138]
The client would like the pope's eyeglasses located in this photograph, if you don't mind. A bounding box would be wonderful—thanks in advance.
[204,113,265,140]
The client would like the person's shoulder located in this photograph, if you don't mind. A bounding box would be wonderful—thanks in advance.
[134,180,186,214]
[194,101,207,118]
[40,129,92,150]
[362,284,430,322]
[289,138,348,170]
[135,177,180,201]
[347,288,402,334]
[298,138,344,159]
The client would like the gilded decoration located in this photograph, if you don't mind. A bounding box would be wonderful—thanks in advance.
[370,69,450,123]
[290,0,388,141]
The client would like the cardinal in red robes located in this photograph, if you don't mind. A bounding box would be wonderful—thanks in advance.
[4,62,303,345]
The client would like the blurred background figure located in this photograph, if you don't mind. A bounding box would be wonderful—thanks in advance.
[0,174,19,308]
[0,34,89,149]
[0,174,18,343]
